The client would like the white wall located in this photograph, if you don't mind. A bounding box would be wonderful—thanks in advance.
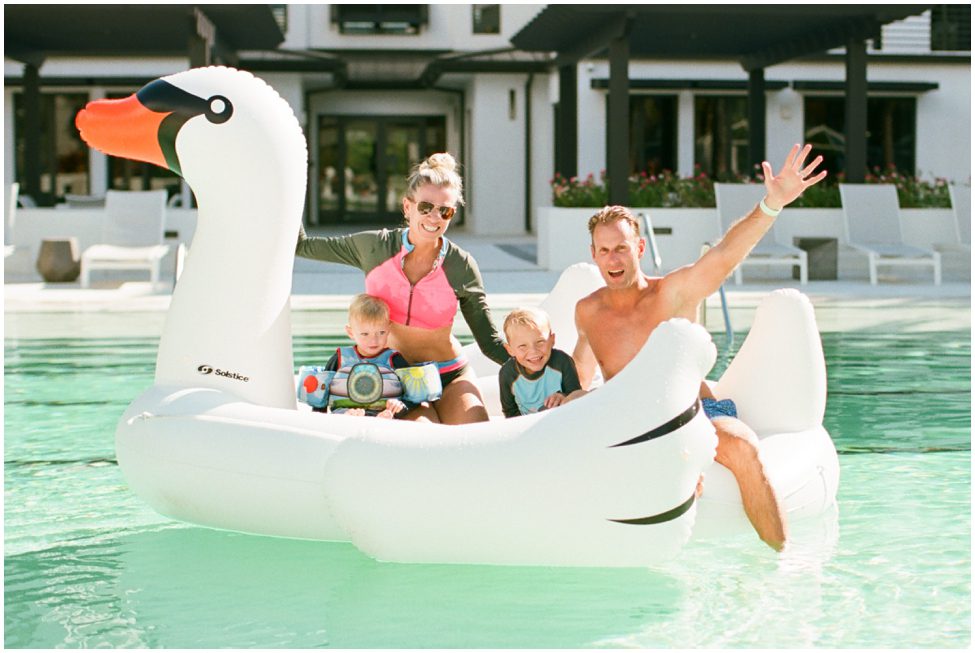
[764,59,971,182]
[467,74,526,235]
[567,57,971,205]
[528,73,554,233]
[913,65,971,183]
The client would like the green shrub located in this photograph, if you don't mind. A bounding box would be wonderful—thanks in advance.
[551,165,953,209]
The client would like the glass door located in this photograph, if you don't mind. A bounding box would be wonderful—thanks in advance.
[317,115,446,225]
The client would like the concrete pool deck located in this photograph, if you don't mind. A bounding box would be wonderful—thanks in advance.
[5,231,971,339]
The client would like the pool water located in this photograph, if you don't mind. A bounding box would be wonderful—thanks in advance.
[4,327,971,648]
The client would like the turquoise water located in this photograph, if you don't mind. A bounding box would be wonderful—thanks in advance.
[4,326,971,648]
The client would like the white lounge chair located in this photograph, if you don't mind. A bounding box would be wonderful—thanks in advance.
[714,183,808,284]
[80,189,170,288]
[839,184,941,285]
[949,183,970,251]
[5,182,18,257]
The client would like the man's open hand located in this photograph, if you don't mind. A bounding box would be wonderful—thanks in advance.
[763,143,827,210]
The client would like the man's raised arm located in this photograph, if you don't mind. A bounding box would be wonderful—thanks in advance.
[669,143,827,306]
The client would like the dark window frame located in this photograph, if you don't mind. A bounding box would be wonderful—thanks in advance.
[472,4,501,35]
[331,5,429,35]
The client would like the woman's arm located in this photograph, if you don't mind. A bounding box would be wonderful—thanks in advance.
[295,224,385,268]
[444,246,508,365]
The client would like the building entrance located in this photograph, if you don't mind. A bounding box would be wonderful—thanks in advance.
[317,115,446,225]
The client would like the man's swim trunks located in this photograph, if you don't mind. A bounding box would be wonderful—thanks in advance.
[702,397,738,420]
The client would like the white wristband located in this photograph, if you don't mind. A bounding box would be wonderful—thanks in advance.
[759,198,782,217]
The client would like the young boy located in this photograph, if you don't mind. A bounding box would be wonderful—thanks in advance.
[499,307,585,417]
[323,293,410,418]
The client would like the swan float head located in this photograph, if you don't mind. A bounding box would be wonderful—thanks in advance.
[76,67,307,409]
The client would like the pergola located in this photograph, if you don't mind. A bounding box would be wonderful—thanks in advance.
[511,4,932,203]
[5,4,284,203]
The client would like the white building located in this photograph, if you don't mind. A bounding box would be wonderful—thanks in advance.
[4,4,970,237]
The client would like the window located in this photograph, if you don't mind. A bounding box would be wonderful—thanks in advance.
[930,5,971,52]
[13,92,89,205]
[331,5,428,35]
[694,96,750,178]
[803,96,917,175]
[628,96,678,174]
[472,5,500,34]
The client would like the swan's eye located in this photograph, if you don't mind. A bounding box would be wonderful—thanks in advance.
[205,95,233,124]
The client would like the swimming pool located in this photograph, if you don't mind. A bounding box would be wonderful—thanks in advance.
[4,313,970,648]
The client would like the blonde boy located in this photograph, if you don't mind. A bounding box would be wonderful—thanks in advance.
[325,294,409,418]
[499,307,585,417]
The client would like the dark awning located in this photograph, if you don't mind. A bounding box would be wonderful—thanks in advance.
[590,78,791,91]
[792,80,940,93]
[511,5,932,70]
[5,4,284,64]
[589,79,939,93]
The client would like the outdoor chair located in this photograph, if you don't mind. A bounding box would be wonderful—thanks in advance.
[839,184,941,285]
[5,182,19,257]
[64,193,106,208]
[949,183,970,251]
[714,183,808,284]
[80,189,170,287]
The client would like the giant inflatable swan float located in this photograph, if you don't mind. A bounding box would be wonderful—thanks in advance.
[77,67,839,566]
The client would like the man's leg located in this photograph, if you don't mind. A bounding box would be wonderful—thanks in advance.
[712,416,787,551]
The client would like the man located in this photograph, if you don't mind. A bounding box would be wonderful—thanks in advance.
[573,143,826,551]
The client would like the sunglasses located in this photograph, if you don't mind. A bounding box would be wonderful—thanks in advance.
[414,200,456,220]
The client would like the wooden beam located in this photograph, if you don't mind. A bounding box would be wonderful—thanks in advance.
[607,31,630,205]
[740,17,879,71]
[554,12,632,66]
[556,64,578,179]
[22,63,42,203]
[844,37,868,182]
[747,68,767,173]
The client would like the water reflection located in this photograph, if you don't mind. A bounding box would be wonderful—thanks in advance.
[7,526,685,648]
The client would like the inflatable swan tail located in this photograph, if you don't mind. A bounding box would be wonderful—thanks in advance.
[713,289,826,435]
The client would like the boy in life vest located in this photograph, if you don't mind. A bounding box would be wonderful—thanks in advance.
[498,307,587,417]
[323,294,410,418]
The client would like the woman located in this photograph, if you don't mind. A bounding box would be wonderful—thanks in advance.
[296,153,508,424]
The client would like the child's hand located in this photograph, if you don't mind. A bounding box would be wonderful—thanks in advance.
[344,408,366,417]
[382,398,407,417]
[543,392,566,409]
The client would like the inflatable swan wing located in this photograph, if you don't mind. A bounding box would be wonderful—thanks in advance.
[77,66,737,567]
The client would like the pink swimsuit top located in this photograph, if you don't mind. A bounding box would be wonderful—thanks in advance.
[364,230,457,329]
[295,226,508,365]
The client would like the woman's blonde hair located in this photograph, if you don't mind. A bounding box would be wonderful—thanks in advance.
[503,307,552,340]
[405,152,465,206]
[348,293,390,325]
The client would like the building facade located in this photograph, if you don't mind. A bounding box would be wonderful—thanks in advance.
[4,4,971,236]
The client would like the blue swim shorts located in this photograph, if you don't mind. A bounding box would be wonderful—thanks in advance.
[702,397,738,420]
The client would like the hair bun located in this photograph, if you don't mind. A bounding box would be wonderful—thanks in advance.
[423,152,457,173]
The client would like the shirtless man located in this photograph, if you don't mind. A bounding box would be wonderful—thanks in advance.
[573,144,827,551]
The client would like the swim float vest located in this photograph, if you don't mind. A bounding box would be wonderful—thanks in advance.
[298,346,442,410]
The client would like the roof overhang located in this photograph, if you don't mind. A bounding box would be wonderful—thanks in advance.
[511,5,933,70]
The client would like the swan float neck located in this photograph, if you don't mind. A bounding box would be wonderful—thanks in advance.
[78,67,308,408]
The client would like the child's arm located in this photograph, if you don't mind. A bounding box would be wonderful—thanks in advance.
[498,362,522,418]
[543,350,586,410]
